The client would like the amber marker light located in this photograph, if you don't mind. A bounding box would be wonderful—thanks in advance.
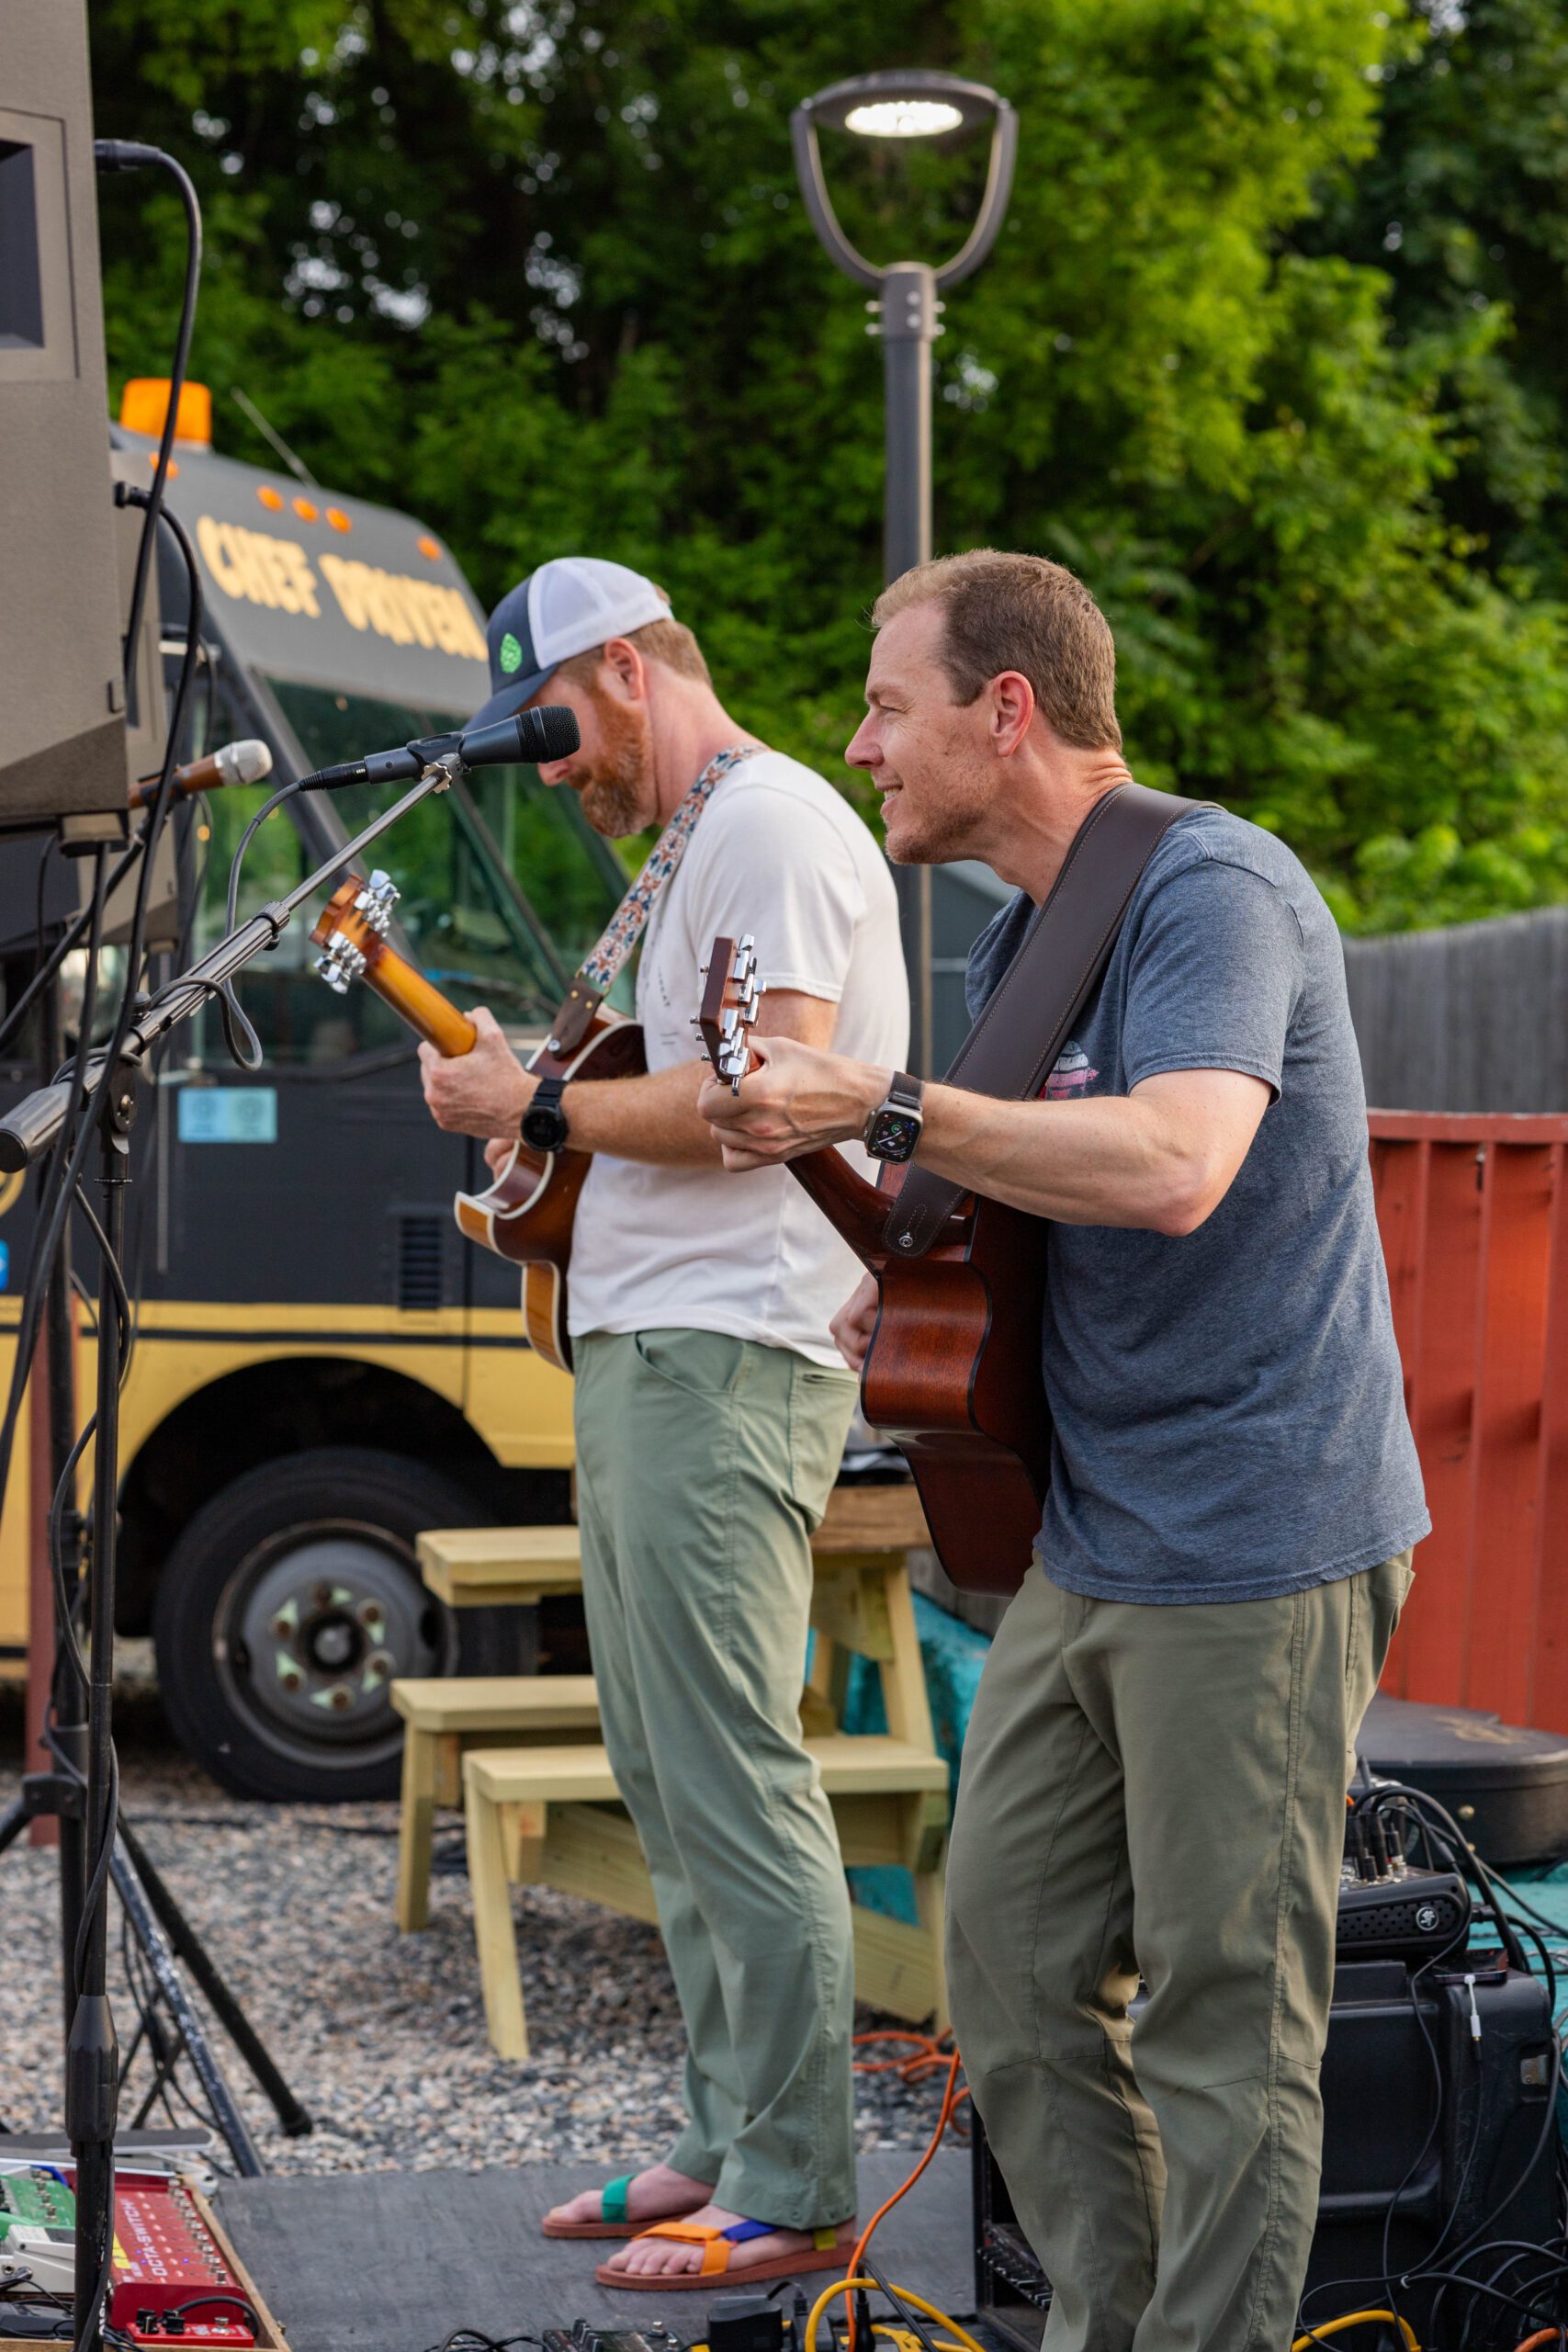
[326,507,353,532]
[417,536,442,560]
[119,379,212,445]
[257,484,285,511]
[293,496,320,522]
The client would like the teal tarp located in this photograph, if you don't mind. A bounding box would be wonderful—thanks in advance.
[840,1591,992,1927]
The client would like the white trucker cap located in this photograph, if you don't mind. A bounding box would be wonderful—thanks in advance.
[469,557,674,728]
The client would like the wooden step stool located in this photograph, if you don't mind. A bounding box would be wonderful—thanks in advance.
[464,1733,950,2061]
[406,1487,953,2052]
[391,1670,600,1931]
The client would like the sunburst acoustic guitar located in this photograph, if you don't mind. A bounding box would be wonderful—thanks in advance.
[311,870,643,1370]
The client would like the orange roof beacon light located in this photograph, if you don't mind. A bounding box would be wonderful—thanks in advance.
[293,496,321,522]
[417,536,442,561]
[256,484,285,512]
[325,506,353,533]
[119,378,214,447]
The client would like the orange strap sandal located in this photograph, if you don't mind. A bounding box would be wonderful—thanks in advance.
[594,2218,847,2291]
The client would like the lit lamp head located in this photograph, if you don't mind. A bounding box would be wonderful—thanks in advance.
[791,69,1017,288]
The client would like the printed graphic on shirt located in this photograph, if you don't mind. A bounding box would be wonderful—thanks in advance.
[1045,1040,1099,1098]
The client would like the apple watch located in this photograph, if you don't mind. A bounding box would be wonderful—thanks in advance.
[863,1070,924,1164]
[521,1074,570,1153]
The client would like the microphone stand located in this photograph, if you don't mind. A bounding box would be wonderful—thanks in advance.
[0,754,461,2352]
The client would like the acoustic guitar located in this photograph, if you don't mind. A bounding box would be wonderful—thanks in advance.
[311,871,644,1371]
[699,935,1045,1595]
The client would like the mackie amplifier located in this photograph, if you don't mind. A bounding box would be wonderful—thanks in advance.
[972,1959,1559,2352]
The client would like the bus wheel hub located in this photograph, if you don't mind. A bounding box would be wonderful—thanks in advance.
[226,1532,440,1750]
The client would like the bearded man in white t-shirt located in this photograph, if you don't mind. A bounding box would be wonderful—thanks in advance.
[419,557,908,2290]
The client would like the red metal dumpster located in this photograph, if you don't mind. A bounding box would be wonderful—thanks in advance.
[1370,1113,1568,1732]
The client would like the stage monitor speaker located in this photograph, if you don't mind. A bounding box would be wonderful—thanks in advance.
[0,0,130,835]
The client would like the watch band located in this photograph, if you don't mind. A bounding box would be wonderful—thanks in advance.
[863,1069,924,1160]
[523,1074,570,1147]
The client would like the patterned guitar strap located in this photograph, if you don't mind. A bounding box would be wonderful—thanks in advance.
[545,744,755,1056]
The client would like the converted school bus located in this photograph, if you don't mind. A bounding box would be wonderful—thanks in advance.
[0,387,629,1800]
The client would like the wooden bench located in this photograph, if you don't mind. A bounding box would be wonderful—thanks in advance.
[464,1734,951,2061]
[402,1486,952,2051]
[390,1673,600,1931]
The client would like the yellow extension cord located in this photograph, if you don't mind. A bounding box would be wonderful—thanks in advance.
[803,2277,1416,2352]
[804,2277,988,2352]
[1292,2314,1420,2352]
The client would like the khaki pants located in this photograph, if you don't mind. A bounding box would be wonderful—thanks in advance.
[948,1555,1414,2352]
[572,1328,859,2227]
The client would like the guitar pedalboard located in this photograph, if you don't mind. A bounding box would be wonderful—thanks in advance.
[0,2166,258,2346]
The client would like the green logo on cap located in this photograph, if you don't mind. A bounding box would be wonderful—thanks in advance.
[498,631,523,675]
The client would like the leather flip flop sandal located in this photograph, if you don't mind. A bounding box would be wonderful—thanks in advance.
[594,2217,851,2290]
[541,2175,710,2241]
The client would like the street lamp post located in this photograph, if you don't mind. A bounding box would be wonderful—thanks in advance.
[792,70,1017,1075]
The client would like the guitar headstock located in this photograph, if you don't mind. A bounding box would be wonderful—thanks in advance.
[310,869,400,995]
[697,933,764,1092]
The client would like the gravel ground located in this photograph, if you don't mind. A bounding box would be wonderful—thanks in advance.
[0,1684,949,2178]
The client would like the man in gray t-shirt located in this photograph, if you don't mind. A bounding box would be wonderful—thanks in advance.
[964,808,1427,1604]
[701,550,1427,2352]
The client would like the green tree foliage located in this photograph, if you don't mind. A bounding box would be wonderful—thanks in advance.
[88,0,1568,929]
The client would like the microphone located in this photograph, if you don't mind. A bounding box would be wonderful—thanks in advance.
[297,705,581,791]
[129,739,274,810]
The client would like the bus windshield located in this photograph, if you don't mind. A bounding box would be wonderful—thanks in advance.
[192,681,627,1068]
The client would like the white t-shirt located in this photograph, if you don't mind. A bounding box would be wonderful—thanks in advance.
[566,750,908,1367]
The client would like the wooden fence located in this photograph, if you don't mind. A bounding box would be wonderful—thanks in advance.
[1344,906,1568,1114]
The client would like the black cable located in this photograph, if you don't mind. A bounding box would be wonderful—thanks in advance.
[0,846,114,1584]
[70,1185,130,1365]
[0,486,204,1545]
[73,1741,119,1994]
[1446,2032,1563,2269]
[73,2145,116,2352]
[1374,1920,1473,2323]
[420,2334,539,2352]
[0,838,143,1067]
[92,142,201,701]
[163,2296,260,2330]
[215,780,302,1069]
[1360,1782,1536,1979]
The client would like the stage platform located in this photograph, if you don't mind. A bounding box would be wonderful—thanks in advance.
[213,2153,974,2352]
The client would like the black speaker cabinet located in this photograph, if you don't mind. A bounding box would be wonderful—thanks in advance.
[0,0,128,831]
[973,1961,1559,2352]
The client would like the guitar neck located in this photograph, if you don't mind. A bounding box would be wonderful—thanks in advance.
[787,1147,895,1270]
[363,946,478,1058]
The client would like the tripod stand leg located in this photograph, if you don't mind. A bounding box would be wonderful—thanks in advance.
[116,1817,312,2139]
[110,1840,263,2177]
[0,1797,27,1855]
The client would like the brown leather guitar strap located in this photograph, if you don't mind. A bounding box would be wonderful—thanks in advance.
[882,782,1207,1259]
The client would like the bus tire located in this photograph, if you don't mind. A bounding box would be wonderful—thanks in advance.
[152,1445,514,1803]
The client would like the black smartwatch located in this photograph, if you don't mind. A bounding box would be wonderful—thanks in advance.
[863,1070,924,1164]
[521,1074,570,1153]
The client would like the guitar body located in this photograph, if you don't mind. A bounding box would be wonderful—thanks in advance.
[698,943,1043,1595]
[452,1012,647,1372]
[312,875,646,1374]
[787,1149,1047,1597]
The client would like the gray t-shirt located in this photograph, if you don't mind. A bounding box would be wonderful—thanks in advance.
[964,806,1428,1603]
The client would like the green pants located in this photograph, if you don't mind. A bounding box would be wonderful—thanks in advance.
[948,1555,1414,2352]
[572,1328,860,2227]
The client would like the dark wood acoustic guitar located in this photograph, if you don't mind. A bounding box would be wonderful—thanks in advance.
[699,934,1045,1595]
[311,871,643,1371]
